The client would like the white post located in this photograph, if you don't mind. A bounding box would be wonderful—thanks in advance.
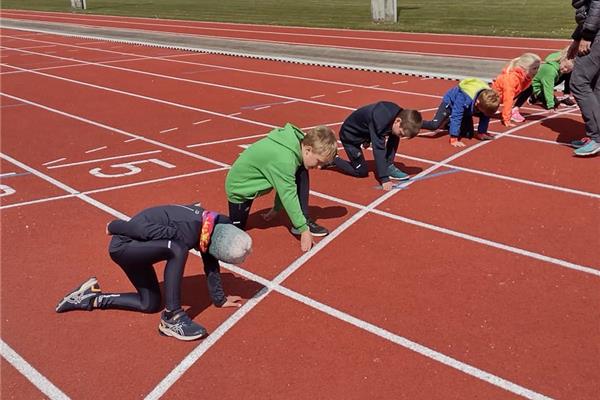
[70,0,87,10]
[371,0,397,23]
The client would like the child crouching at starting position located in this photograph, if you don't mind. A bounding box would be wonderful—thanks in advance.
[56,203,252,342]
[421,78,500,147]
[332,101,422,191]
[528,49,575,110]
[226,124,337,252]
[492,52,542,127]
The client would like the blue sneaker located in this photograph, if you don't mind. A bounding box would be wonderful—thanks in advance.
[387,164,409,181]
[574,140,600,156]
[570,137,591,148]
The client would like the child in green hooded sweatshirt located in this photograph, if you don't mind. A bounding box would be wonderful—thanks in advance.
[527,49,576,110]
[225,124,337,252]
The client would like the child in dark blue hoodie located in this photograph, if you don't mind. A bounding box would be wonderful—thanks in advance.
[421,78,500,148]
[332,102,422,191]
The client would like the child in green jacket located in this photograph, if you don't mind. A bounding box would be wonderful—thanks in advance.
[225,124,337,252]
[527,49,575,110]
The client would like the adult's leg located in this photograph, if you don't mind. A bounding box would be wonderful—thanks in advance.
[421,102,451,130]
[333,141,369,177]
[570,33,600,142]
[228,199,254,230]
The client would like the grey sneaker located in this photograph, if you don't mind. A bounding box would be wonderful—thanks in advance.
[387,164,409,181]
[290,220,329,237]
[55,277,101,313]
[159,309,208,341]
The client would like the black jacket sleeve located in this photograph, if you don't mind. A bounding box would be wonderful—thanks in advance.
[107,219,178,241]
[201,252,227,307]
[572,0,600,40]
[369,103,399,182]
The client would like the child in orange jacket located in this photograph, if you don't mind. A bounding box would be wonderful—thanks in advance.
[492,53,542,127]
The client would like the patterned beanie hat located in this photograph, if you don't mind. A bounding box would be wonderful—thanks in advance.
[208,223,252,264]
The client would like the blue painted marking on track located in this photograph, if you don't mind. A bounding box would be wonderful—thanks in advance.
[374,168,461,190]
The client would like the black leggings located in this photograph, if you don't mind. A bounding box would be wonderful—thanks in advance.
[334,135,399,177]
[514,86,533,108]
[421,102,474,138]
[228,166,310,230]
[100,239,189,313]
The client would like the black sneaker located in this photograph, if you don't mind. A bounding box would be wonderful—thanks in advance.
[290,220,329,237]
[158,309,208,341]
[55,277,101,313]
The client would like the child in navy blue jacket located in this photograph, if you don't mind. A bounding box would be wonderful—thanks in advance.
[56,203,252,341]
[332,101,422,191]
[421,78,500,147]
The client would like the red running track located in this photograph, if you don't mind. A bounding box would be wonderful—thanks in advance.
[0,24,598,400]
[1,9,571,60]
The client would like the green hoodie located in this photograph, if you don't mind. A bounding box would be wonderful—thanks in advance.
[225,123,308,232]
[532,51,563,109]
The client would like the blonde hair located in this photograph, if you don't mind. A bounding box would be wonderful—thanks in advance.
[507,53,542,75]
[302,126,337,161]
[398,109,423,138]
[477,89,500,115]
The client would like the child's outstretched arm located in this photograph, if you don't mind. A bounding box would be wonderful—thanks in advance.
[201,252,242,308]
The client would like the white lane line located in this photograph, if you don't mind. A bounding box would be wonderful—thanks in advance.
[159,127,179,133]
[0,118,580,400]
[310,94,325,99]
[397,153,599,199]
[228,112,241,117]
[0,60,278,133]
[47,150,161,169]
[337,89,352,94]
[42,157,66,166]
[0,35,444,100]
[0,172,17,177]
[0,167,228,210]
[192,119,211,125]
[1,339,70,400]
[253,106,270,111]
[392,81,408,84]
[146,110,579,400]
[124,138,139,142]
[0,47,359,112]
[84,145,107,154]
[0,93,230,168]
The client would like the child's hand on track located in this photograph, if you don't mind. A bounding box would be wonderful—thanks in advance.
[503,121,516,128]
[222,295,243,308]
[450,137,466,147]
[300,230,313,252]
[261,208,278,221]
[381,181,393,191]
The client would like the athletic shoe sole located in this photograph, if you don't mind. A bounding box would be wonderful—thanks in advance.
[388,175,410,181]
[158,322,208,341]
[55,277,100,313]
[290,227,329,237]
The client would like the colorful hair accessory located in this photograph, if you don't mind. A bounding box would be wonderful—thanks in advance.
[199,211,218,253]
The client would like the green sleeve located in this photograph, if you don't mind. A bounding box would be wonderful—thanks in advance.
[540,76,556,109]
[264,163,308,232]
